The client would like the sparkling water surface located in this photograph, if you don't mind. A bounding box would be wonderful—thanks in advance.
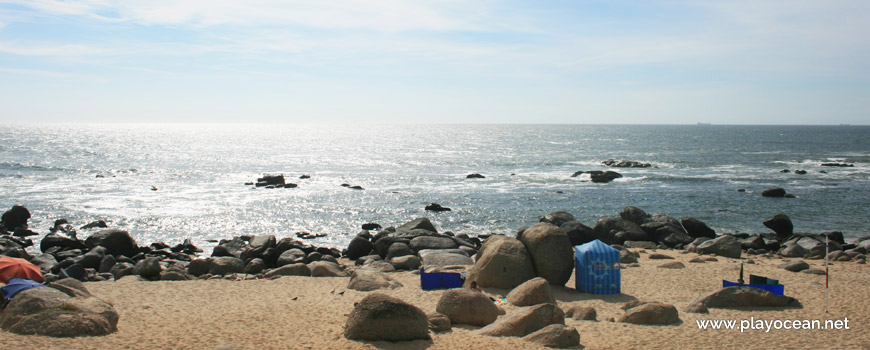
[1,124,867,252]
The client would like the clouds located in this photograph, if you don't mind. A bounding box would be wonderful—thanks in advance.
[0,1,867,123]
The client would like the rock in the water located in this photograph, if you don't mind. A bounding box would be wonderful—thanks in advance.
[762,187,787,197]
[343,293,430,341]
[680,218,716,239]
[347,269,403,291]
[522,324,581,349]
[466,173,486,179]
[696,235,742,259]
[686,286,801,312]
[425,203,452,212]
[618,302,680,325]
[84,229,139,258]
[571,170,623,183]
[780,260,810,272]
[465,235,536,289]
[436,288,500,327]
[763,213,794,239]
[506,277,555,307]
[1,205,31,231]
[478,303,565,337]
[519,223,574,285]
[539,211,576,227]
[39,233,87,253]
[0,283,119,337]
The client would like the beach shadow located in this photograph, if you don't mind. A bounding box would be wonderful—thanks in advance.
[550,286,638,304]
[361,339,433,350]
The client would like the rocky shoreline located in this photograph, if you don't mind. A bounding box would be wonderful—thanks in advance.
[1,203,866,286]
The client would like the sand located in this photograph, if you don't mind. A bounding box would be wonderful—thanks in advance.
[2,251,868,350]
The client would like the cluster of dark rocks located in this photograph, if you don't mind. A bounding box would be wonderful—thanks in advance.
[780,169,808,174]
[821,162,854,167]
[245,174,298,189]
[570,170,623,183]
[0,204,358,283]
[343,217,480,273]
[601,159,652,168]
[760,187,797,198]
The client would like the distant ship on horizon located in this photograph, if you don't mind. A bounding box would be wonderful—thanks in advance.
[697,122,711,126]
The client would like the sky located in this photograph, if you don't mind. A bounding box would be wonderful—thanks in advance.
[0,0,867,124]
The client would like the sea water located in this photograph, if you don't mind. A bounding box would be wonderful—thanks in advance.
[0,123,867,252]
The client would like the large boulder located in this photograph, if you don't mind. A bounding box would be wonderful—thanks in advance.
[696,235,742,259]
[419,250,473,267]
[396,217,438,234]
[345,237,373,260]
[762,187,787,198]
[523,324,581,349]
[436,288,500,327]
[208,257,245,275]
[385,242,413,260]
[84,229,139,258]
[344,293,430,341]
[539,211,576,227]
[618,302,680,325]
[465,235,536,289]
[560,221,595,246]
[409,236,458,252]
[1,205,30,231]
[40,233,87,253]
[620,206,652,226]
[780,260,810,272]
[519,223,574,285]
[763,213,794,240]
[506,277,555,307]
[686,286,802,312]
[786,235,841,257]
[308,261,348,277]
[276,248,306,267]
[592,218,649,245]
[390,255,422,271]
[478,303,565,337]
[642,221,693,247]
[0,281,119,337]
[347,269,403,291]
[133,257,163,278]
[680,218,716,239]
[779,243,809,258]
[264,263,311,278]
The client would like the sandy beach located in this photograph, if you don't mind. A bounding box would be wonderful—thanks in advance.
[3,250,866,350]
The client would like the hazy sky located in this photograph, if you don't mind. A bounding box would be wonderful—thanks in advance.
[0,1,867,124]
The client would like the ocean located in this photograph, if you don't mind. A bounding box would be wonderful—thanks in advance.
[1,124,867,253]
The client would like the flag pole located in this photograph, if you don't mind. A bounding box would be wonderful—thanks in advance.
[825,234,830,313]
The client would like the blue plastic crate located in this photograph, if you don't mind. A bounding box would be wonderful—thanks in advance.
[723,280,784,295]
[420,269,465,290]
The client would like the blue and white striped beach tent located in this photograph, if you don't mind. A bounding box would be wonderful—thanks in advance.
[575,239,621,294]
